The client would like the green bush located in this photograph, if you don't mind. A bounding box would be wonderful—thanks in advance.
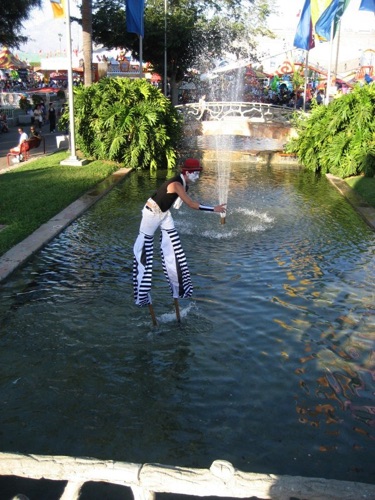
[59,77,183,170]
[286,84,375,178]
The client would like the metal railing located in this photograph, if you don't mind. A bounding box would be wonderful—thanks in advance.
[0,452,374,499]
[176,102,295,124]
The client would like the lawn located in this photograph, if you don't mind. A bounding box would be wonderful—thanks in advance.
[0,151,122,257]
[345,175,375,208]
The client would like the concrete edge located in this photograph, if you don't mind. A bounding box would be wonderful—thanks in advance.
[0,167,132,284]
[326,174,375,231]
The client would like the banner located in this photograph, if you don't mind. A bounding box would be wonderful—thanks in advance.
[314,0,352,41]
[294,0,315,50]
[126,0,145,37]
[50,0,65,19]
[359,0,375,11]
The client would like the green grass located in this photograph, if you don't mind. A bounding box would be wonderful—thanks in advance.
[0,151,122,256]
[345,176,375,208]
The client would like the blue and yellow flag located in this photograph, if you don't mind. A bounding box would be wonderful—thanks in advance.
[314,0,352,42]
[50,0,65,19]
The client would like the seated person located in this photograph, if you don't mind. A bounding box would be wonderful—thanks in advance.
[10,127,29,160]
[30,126,41,139]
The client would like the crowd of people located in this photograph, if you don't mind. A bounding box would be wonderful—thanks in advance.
[28,101,57,133]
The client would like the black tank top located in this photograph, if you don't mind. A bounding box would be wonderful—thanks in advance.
[151,174,188,212]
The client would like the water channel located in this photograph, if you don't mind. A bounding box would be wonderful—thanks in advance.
[0,159,374,489]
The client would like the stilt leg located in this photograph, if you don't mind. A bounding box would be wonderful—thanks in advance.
[174,298,181,324]
[148,303,158,326]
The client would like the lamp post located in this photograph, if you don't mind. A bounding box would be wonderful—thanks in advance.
[58,33,63,55]
[60,0,87,166]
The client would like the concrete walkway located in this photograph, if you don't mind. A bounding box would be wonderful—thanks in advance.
[326,174,375,231]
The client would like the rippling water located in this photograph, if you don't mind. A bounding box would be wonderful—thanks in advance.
[0,163,374,485]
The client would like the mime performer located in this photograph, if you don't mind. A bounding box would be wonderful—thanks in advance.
[133,159,226,307]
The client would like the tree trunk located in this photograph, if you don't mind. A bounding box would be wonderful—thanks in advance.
[82,0,93,86]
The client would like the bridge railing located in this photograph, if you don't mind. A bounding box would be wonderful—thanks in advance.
[0,452,374,500]
[176,102,296,124]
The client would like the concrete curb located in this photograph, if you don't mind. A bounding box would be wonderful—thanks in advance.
[0,167,132,283]
[326,174,375,231]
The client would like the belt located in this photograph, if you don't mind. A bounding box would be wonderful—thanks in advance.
[145,198,162,213]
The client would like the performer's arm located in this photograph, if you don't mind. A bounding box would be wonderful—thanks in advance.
[169,182,226,213]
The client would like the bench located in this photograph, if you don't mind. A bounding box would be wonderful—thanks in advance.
[7,136,46,166]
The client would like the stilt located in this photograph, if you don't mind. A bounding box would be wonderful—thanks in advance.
[148,303,158,326]
[174,298,181,324]
[220,216,226,225]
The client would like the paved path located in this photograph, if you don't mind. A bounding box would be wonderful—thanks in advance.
[0,124,61,173]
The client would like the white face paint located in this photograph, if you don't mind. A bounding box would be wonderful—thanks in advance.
[186,171,200,183]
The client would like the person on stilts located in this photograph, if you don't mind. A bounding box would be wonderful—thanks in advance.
[133,159,226,320]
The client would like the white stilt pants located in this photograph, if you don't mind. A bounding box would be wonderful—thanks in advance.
[133,203,193,306]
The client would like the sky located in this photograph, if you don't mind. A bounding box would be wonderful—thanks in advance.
[17,0,375,66]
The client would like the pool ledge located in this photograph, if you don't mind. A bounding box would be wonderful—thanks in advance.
[326,174,375,231]
[0,167,132,284]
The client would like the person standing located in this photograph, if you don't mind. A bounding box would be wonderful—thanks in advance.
[133,159,226,308]
[33,104,43,130]
[48,102,56,133]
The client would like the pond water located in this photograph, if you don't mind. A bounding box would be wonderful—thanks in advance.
[0,162,374,486]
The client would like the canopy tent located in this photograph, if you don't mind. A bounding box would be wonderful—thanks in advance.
[0,47,27,70]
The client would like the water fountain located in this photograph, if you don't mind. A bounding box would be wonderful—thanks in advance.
[1,55,375,497]
[0,164,374,489]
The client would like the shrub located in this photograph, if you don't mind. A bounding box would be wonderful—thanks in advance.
[59,77,183,170]
[286,84,375,178]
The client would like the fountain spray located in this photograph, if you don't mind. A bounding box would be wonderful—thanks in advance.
[215,145,231,225]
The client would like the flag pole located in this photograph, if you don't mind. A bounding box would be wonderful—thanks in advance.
[164,0,168,96]
[324,18,335,106]
[139,35,143,78]
[303,49,309,112]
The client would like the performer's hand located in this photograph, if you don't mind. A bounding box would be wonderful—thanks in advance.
[214,203,227,213]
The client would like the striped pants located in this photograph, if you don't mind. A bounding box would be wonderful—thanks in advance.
[133,202,193,306]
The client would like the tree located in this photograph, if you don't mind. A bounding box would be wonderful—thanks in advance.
[0,0,42,48]
[82,0,93,86]
[91,0,274,103]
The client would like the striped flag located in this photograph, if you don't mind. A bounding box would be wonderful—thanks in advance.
[126,0,145,37]
[294,0,315,50]
[314,0,352,42]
